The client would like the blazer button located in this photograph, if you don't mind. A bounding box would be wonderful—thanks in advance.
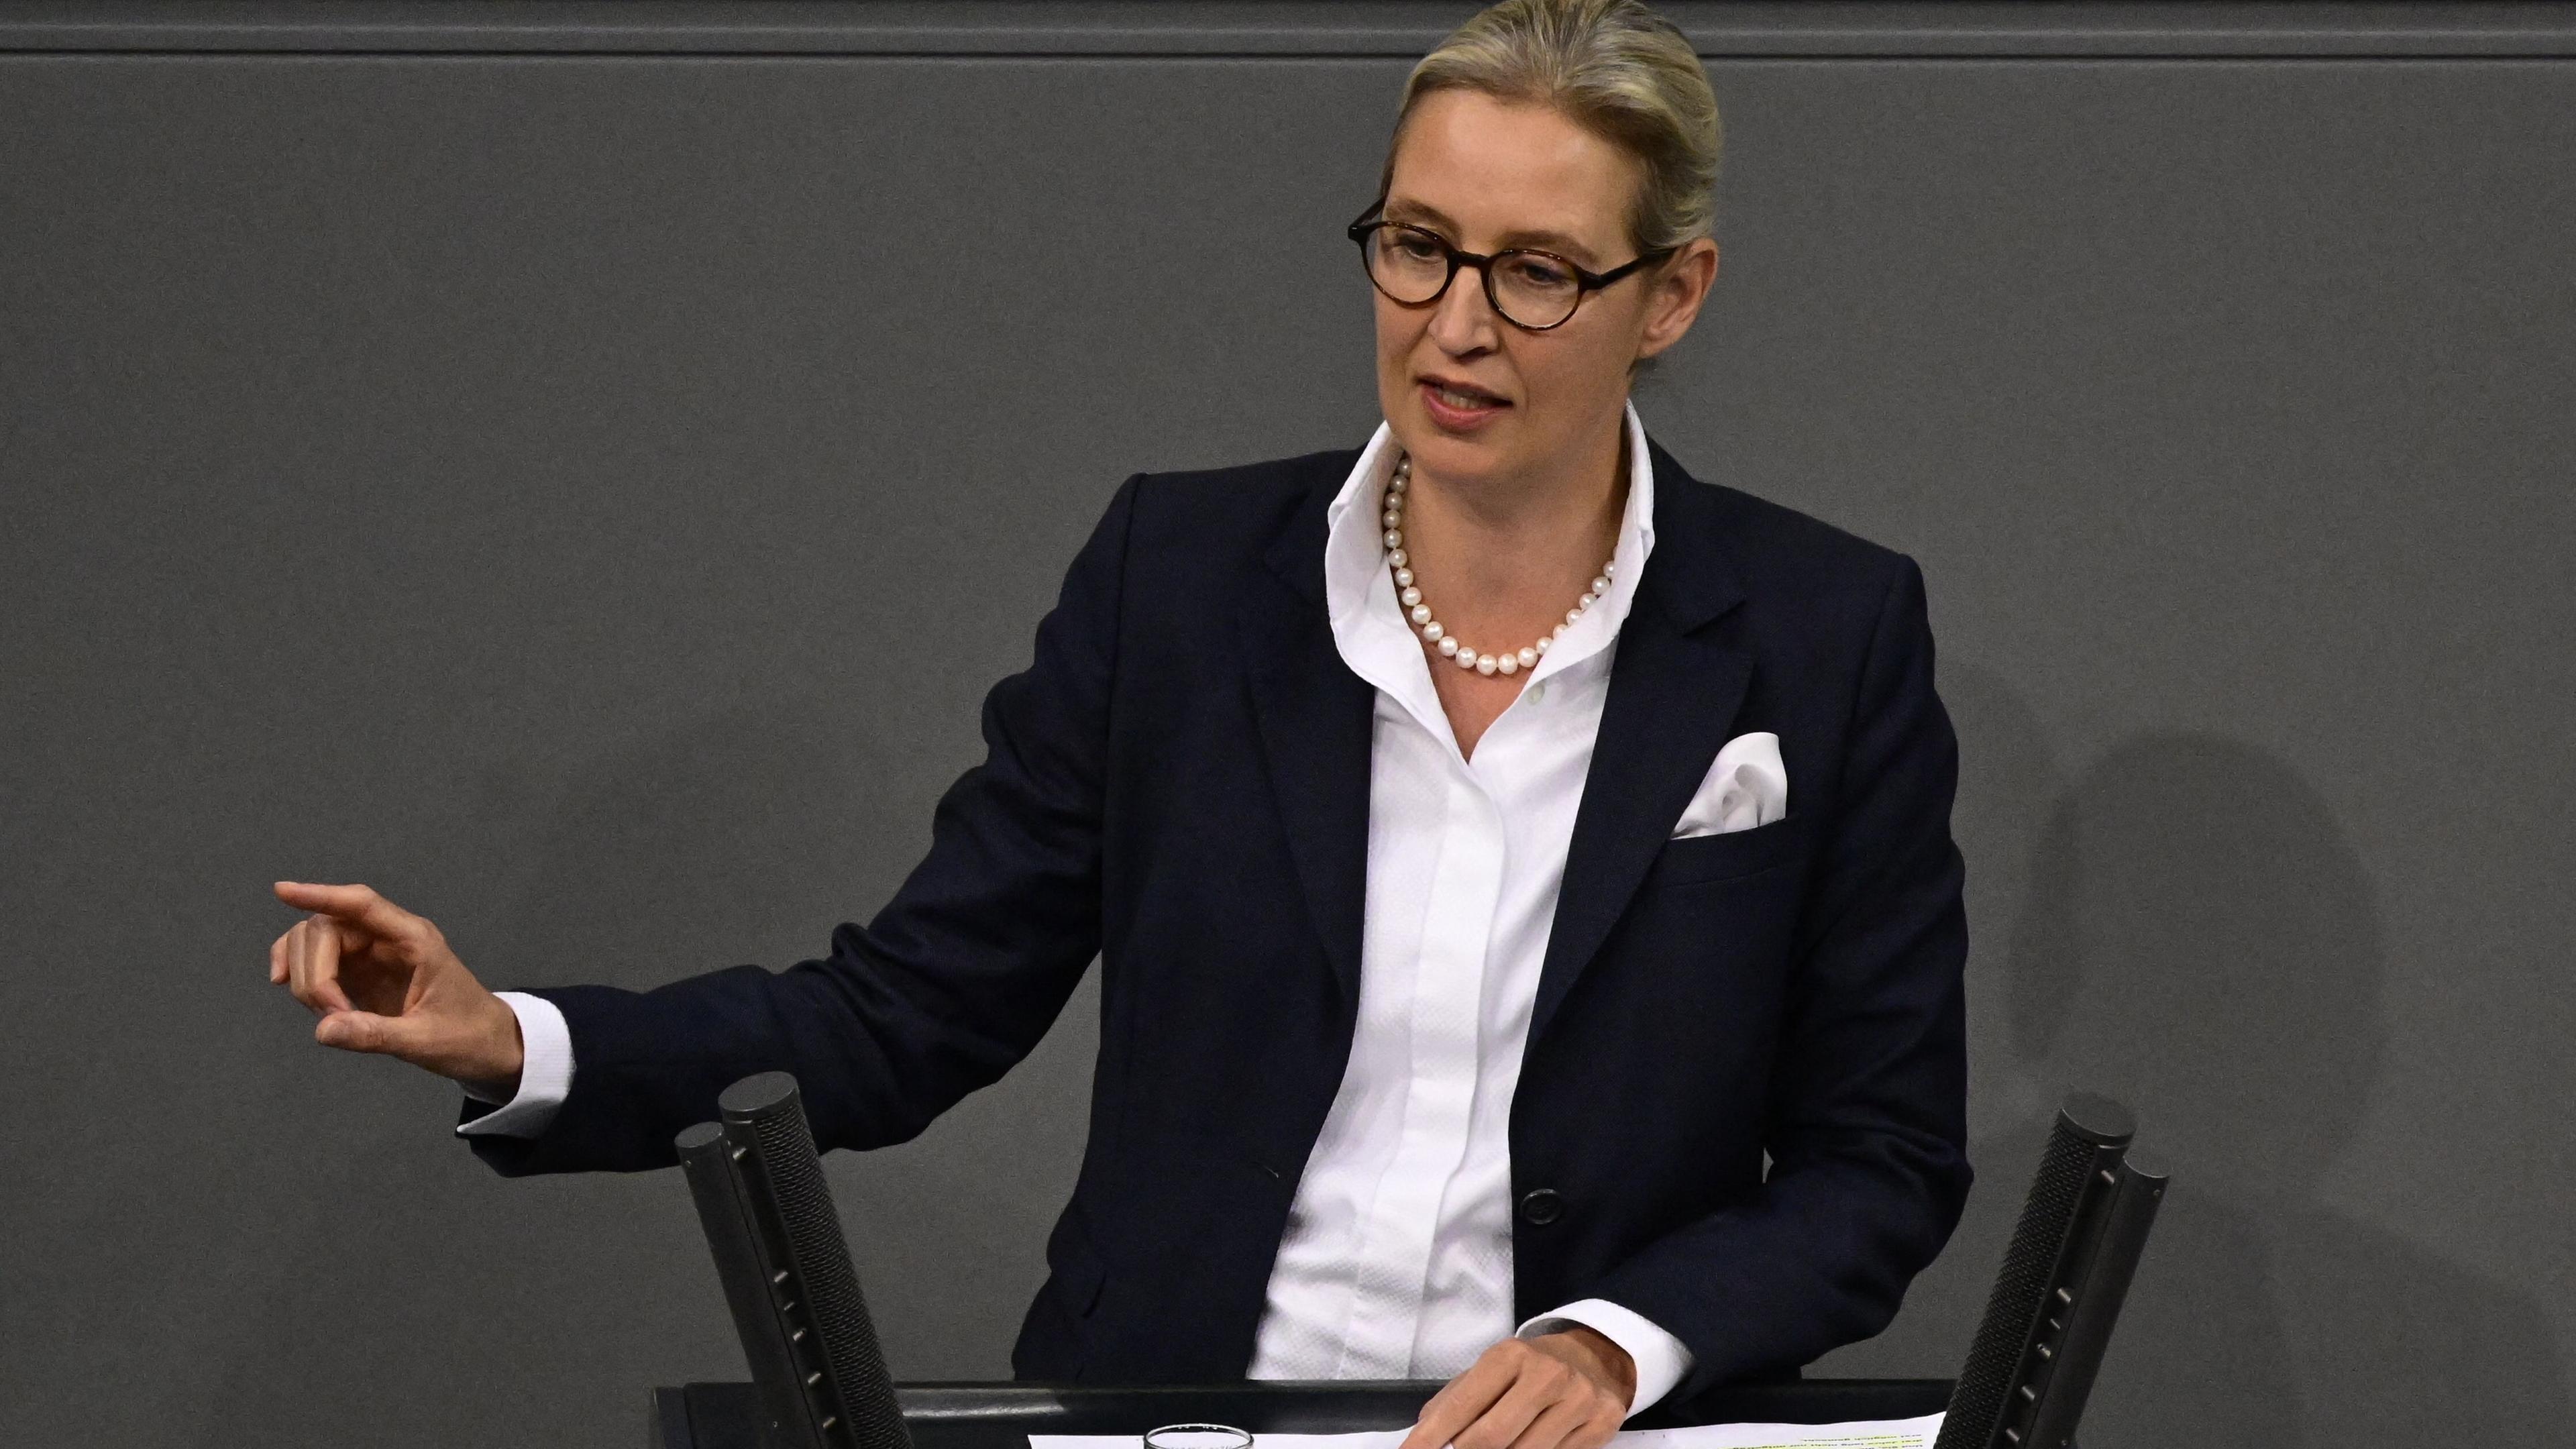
[1518,1188,1564,1226]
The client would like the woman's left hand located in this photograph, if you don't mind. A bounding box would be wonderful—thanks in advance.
[1400,1327,1635,1449]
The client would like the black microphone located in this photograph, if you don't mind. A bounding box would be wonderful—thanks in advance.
[1935,1093,2167,1449]
[676,1072,912,1449]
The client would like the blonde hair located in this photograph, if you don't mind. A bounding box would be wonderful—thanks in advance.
[1380,0,1722,256]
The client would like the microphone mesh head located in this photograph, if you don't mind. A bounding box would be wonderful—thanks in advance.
[1937,1119,2096,1449]
[731,1077,912,1449]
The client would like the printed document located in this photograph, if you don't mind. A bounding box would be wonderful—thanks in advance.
[1034,1413,1941,1449]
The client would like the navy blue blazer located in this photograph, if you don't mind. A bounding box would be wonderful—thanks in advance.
[466,435,1971,1412]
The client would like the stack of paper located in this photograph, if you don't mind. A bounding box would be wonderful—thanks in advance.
[1034,1413,1942,1449]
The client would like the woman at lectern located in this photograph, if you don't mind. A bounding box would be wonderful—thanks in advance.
[264,3,1969,1446]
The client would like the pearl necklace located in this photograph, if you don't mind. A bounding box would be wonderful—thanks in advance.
[1381,452,1616,678]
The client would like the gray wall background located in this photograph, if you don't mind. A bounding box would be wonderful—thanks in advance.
[3,3,2571,1446]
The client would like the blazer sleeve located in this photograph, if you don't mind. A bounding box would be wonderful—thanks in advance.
[462,474,1142,1175]
[1589,554,1972,1395]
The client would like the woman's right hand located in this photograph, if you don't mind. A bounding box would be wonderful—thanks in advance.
[268,881,525,1093]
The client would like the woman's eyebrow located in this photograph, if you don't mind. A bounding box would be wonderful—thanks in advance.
[1383,199,1601,265]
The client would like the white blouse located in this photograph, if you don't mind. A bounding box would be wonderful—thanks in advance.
[1244,399,1690,1414]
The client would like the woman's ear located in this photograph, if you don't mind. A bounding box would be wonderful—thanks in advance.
[1635,237,1719,361]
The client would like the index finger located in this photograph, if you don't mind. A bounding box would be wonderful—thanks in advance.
[273,881,419,941]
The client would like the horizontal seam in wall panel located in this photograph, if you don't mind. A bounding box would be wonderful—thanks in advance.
[6,50,2576,63]
[6,25,2576,58]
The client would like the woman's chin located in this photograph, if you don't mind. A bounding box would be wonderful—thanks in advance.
[1397,427,1516,484]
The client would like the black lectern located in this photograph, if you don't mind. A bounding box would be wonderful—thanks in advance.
[651,1381,1961,1449]
[662,1080,2163,1449]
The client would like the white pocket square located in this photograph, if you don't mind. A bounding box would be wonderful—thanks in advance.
[1672,731,1787,837]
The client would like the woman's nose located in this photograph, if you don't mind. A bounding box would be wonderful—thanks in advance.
[1426,266,1503,352]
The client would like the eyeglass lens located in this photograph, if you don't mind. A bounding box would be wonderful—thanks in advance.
[1363,227,1584,329]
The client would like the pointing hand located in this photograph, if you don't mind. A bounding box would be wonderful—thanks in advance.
[268,881,523,1093]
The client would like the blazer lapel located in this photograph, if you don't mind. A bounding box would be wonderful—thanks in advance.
[1240,475,1376,1009]
[1529,441,1752,1044]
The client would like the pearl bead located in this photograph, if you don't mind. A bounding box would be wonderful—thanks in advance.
[1400,587,1421,607]
[1475,653,1498,676]
[1385,529,1403,549]
[1383,511,1401,530]
[1393,568,1413,587]
[1517,647,1538,668]
[1423,621,1444,641]
[1534,637,1550,655]
[1454,647,1478,669]
[1552,623,1568,637]
[1389,474,1407,492]
[1388,548,1407,568]
[1592,576,1610,595]
[1602,559,1615,575]
[1496,653,1519,675]
[1578,591,1597,609]
[1565,608,1582,626]
[1409,604,1432,625]
[1438,636,1460,656]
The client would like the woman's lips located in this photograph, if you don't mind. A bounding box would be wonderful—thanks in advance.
[1420,379,1509,431]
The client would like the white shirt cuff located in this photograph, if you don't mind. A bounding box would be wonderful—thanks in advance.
[1517,1297,1695,1419]
[455,991,574,1138]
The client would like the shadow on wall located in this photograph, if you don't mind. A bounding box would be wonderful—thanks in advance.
[1867,672,2569,1447]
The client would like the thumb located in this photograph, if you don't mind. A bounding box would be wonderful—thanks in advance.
[313,1008,427,1060]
